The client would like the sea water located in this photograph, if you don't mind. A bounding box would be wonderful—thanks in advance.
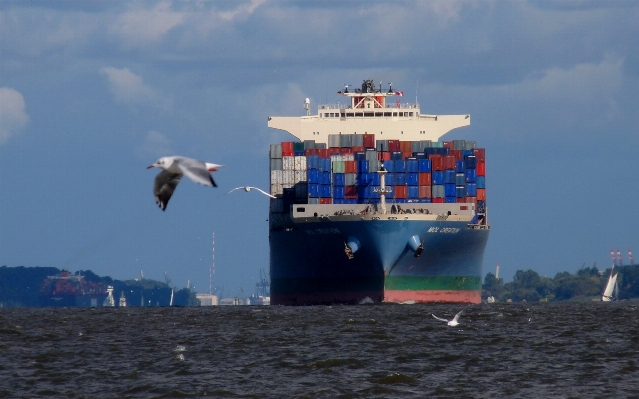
[1,302,638,398]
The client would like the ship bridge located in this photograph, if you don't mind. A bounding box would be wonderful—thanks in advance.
[268,79,470,143]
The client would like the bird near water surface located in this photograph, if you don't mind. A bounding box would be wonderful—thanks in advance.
[432,307,468,327]
[147,156,223,211]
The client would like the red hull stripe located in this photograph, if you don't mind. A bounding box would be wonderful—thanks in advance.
[384,290,481,304]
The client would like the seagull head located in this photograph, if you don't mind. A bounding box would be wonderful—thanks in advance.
[147,157,172,170]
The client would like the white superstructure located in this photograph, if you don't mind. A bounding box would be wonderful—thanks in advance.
[268,80,469,143]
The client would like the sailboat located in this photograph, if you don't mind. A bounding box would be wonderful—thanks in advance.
[601,267,618,302]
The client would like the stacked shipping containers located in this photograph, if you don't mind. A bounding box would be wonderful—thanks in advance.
[269,135,486,215]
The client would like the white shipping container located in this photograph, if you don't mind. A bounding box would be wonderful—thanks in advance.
[270,184,283,196]
[282,156,295,170]
[282,170,294,184]
[294,170,307,183]
[294,156,307,171]
[271,170,283,184]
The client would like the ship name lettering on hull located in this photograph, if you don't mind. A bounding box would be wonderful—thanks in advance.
[428,227,460,234]
[306,228,341,234]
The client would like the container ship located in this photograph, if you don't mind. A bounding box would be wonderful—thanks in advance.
[267,80,489,305]
[39,270,108,307]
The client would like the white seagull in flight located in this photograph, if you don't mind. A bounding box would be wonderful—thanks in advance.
[222,186,276,199]
[147,156,223,211]
[432,307,467,327]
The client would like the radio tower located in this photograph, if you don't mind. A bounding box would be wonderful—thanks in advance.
[210,231,215,295]
[610,249,616,266]
[629,249,635,265]
[495,264,500,279]
[617,249,623,266]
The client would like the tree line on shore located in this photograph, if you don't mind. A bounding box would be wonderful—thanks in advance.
[482,264,639,302]
[0,266,199,307]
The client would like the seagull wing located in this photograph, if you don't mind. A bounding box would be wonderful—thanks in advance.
[154,170,183,211]
[451,308,466,324]
[176,157,216,187]
[432,314,449,323]
[250,187,277,199]
[220,187,246,197]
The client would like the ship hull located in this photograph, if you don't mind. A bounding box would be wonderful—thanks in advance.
[270,219,489,305]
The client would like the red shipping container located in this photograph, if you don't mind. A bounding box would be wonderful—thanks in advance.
[281,141,294,153]
[388,140,400,152]
[432,198,445,203]
[352,146,365,152]
[282,150,294,157]
[418,172,432,186]
[305,149,318,156]
[450,149,463,160]
[477,188,486,201]
[345,161,357,173]
[456,198,467,203]
[418,185,431,198]
[443,155,456,170]
[345,185,357,198]
[402,151,412,160]
[473,148,486,162]
[477,161,486,176]
[466,196,477,206]
[320,198,333,204]
[341,147,353,155]
[394,185,407,199]
[318,149,330,158]
[399,141,412,153]
[363,134,375,149]
[430,155,444,171]
[378,151,391,161]
[443,141,454,150]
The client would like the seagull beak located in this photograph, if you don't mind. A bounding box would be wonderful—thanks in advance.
[147,165,155,169]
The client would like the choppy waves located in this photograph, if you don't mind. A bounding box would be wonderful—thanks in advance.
[1,302,638,398]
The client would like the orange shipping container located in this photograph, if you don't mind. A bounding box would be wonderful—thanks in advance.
[418,172,432,186]
[378,151,391,161]
[443,155,456,170]
[430,155,444,171]
[399,141,412,152]
[394,185,407,199]
[345,161,357,173]
[418,185,431,198]
[477,188,486,201]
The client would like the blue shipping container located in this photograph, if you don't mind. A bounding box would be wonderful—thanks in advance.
[432,171,445,185]
[455,160,465,173]
[407,172,419,186]
[465,168,477,183]
[320,184,332,198]
[307,169,320,184]
[466,183,477,197]
[477,176,486,189]
[445,183,456,197]
[308,183,319,197]
[320,171,331,185]
[333,173,345,186]
[395,160,406,173]
[395,173,406,185]
[418,159,432,172]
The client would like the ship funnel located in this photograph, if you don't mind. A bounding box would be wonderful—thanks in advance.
[408,235,424,258]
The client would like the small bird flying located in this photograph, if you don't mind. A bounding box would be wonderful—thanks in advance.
[221,186,276,199]
[432,307,467,327]
[147,156,223,211]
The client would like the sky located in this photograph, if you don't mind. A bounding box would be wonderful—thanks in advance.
[1,1,638,298]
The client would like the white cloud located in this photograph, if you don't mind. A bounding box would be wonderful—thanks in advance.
[100,67,172,111]
[0,88,29,145]
[138,130,173,158]
[109,1,185,48]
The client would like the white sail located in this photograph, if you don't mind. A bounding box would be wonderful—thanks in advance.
[602,271,617,301]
